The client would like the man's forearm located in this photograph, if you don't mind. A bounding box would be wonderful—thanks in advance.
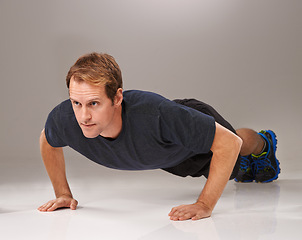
[197,124,242,210]
[38,130,78,212]
[40,129,72,198]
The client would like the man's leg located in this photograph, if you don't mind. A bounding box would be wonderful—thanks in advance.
[173,99,280,182]
[236,128,265,156]
[235,128,280,183]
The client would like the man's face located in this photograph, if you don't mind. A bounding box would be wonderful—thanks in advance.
[69,77,122,138]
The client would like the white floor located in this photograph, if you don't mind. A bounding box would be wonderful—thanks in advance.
[0,157,301,240]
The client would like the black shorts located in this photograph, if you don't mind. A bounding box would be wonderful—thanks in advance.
[161,99,240,180]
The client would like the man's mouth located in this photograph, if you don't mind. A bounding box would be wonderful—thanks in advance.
[81,123,96,128]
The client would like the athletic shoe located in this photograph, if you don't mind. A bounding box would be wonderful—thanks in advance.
[234,155,254,182]
[252,130,280,183]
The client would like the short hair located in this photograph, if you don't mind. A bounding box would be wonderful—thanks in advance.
[66,52,123,102]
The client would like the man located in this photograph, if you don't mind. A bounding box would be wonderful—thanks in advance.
[38,52,280,221]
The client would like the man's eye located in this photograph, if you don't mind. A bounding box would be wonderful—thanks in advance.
[91,102,98,106]
[74,101,80,106]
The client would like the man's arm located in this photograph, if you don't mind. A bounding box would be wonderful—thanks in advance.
[169,122,242,221]
[38,129,78,212]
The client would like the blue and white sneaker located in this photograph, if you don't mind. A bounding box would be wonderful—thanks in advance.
[252,130,281,183]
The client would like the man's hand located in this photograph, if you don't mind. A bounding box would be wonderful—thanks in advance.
[168,202,212,221]
[38,195,78,212]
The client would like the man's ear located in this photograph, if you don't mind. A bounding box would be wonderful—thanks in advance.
[114,88,123,106]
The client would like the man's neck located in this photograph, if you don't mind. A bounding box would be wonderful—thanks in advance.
[100,105,123,139]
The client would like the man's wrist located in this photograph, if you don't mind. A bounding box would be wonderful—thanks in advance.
[195,199,213,212]
[56,192,73,199]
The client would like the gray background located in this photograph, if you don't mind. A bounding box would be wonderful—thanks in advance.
[0,0,301,183]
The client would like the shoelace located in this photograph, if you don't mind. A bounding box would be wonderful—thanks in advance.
[254,153,270,171]
[253,152,278,173]
[240,156,251,170]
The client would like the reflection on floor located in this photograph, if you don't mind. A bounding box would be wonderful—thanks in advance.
[0,165,301,240]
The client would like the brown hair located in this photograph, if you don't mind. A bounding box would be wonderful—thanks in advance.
[66,52,123,102]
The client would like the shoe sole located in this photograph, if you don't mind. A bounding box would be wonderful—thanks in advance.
[234,178,254,183]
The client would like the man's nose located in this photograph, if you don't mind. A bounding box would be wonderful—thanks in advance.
[81,107,92,122]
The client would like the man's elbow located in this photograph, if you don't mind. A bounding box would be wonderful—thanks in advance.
[40,129,46,145]
[233,134,243,154]
[39,128,52,149]
[211,123,243,154]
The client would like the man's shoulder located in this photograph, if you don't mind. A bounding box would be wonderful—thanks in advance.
[52,99,73,112]
[123,90,168,114]
[48,99,74,121]
[123,90,166,102]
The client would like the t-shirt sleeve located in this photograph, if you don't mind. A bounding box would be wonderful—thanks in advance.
[159,100,216,154]
[44,104,67,147]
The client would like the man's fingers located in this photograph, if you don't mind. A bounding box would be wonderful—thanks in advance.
[170,210,193,221]
[38,200,55,211]
[168,205,185,216]
[38,202,49,210]
[168,208,176,216]
[42,201,57,211]
[169,206,187,220]
[47,198,71,211]
[169,203,212,221]
[47,202,59,211]
[178,212,193,221]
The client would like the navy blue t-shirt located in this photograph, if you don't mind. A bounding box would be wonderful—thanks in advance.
[45,90,216,170]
